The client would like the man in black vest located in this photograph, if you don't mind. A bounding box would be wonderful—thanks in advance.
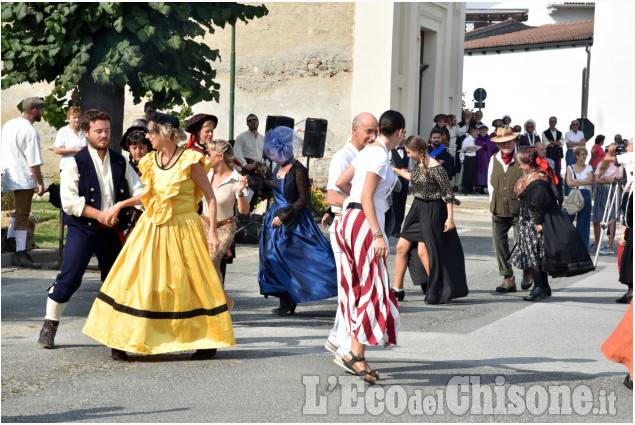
[390,136,411,237]
[488,126,533,293]
[38,109,144,349]
[541,116,564,177]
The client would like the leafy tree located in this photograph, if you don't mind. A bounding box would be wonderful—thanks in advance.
[1,2,268,150]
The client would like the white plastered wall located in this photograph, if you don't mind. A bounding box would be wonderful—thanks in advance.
[463,46,589,138]
[587,0,635,139]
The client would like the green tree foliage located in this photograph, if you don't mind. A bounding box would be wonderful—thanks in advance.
[1,2,268,130]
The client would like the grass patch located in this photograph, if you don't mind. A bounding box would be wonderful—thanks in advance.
[32,201,65,248]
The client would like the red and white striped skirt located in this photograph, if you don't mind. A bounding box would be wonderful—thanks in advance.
[335,208,399,347]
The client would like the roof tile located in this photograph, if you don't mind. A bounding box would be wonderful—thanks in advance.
[465,19,593,50]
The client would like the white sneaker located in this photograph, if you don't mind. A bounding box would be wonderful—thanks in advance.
[599,246,615,255]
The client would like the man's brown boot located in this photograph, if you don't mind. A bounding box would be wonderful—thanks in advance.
[38,319,59,349]
[495,275,517,293]
[13,250,41,269]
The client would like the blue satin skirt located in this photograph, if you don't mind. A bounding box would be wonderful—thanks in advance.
[258,205,338,303]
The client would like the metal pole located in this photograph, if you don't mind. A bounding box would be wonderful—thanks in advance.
[229,23,236,140]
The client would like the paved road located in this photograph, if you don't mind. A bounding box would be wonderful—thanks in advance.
[1,206,632,422]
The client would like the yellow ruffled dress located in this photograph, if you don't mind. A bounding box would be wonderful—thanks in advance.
[83,149,235,354]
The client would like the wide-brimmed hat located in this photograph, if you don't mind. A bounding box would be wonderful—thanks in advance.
[186,113,218,135]
[491,125,520,143]
[121,120,151,151]
[433,114,449,123]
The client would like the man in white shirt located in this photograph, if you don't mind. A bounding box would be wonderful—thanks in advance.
[235,114,265,211]
[323,112,378,365]
[1,97,47,268]
[37,109,144,350]
[234,114,265,169]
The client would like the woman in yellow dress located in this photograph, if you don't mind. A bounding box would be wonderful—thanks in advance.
[83,113,235,361]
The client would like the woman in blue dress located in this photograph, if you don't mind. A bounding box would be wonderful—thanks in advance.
[258,126,338,315]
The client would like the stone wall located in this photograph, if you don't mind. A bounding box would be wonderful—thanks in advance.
[1,2,357,186]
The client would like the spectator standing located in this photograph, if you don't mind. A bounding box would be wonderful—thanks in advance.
[518,119,540,147]
[138,102,156,125]
[234,114,265,170]
[502,115,512,126]
[474,110,484,128]
[428,129,454,179]
[474,125,498,193]
[591,157,624,255]
[589,135,606,170]
[564,147,593,249]
[1,97,47,268]
[431,114,451,147]
[391,134,411,237]
[460,126,479,194]
[455,110,473,188]
[448,114,460,191]
[541,116,564,177]
[564,120,586,193]
[490,119,503,138]
[53,106,87,172]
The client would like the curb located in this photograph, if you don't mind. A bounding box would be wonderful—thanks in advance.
[1,247,60,269]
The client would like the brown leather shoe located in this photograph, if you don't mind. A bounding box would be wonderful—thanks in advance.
[520,269,533,290]
[38,319,59,349]
[495,276,517,293]
[13,250,42,269]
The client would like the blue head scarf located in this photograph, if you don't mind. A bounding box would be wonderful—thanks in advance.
[264,126,295,163]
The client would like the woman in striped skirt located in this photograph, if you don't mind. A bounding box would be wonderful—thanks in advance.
[334,110,404,385]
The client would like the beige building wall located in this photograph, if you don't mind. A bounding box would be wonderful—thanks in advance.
[352,2,466,139]
[1,2,465,186]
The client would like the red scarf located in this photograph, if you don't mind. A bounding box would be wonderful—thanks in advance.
[500,151,514,165]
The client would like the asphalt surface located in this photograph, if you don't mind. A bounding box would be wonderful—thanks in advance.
[1,201,633,422]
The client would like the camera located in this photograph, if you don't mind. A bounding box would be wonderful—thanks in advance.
[605,140,629,154]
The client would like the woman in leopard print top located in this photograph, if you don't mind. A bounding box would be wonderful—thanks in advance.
[391,135,468,304]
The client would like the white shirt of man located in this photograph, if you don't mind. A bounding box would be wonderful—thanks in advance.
[459,134,477,160]
[327,141,361,215]
[234,130,265,167]
[565,130,585,152]
[60,145,144,217]
[54,124,88,171]
[1,117,43,192]
[345,141,397,230]
[541,129,564,145]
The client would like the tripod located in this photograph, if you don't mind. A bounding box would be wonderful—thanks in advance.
[593,179,621,267]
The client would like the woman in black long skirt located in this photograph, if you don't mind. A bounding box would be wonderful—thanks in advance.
[392,135,468,304]
[510,147,594,301]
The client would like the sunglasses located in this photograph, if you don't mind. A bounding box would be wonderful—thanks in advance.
[147,129,159,135]
[247,118,259,123]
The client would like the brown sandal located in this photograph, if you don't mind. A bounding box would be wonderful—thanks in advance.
[343,352,378,384]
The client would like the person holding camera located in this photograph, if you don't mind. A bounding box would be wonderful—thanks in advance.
[591,155,624,255]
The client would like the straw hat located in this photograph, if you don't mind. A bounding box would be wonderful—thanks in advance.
[491,125,520,143]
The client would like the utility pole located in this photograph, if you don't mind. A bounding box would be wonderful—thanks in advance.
[229,23,236,140]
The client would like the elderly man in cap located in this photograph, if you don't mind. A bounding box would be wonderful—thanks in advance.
[487,126,533,293]
[1,97,48,267]
[37,109,144,349]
